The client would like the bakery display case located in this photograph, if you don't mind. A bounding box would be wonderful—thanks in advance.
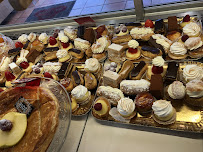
[0,0,203,152]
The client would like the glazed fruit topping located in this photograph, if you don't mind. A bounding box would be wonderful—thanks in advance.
[0,119,13,131]
[0,88,4,93]
[181,35,189,42]
[44,72,53,79]
[122,27,127,33]
[128,48,138,54]
[0,37,4,43]
[152,65,163,74]
[49,36,57,45]
[5,71,15,81]
[15,42,23,48]
[145,19,154,28]
[94,103,102,111]
[33,68,40,74]
[20,61,29,69]
[62,42,70,48]
[60,78,71,88]
[183,15,190,22]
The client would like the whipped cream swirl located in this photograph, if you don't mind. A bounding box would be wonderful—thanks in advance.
[128,40,139,49]
[39,33,49,44]
[186,79,203,98]
[18,34,28,43]
[170,42,187,55]
[183,65,203,81]
[28,33,36,42]
[43,62,62,74]
[85,58,100,72]
[183,22,201,37]
[185,37,203,50]
[56,49,68,59]
[152,100,173,118]
[60,35,69,43]
[168,81,186,99]
[152,56,165,67]
[71,85,88,100]
[117,98,135,116]
[152,34,172,51]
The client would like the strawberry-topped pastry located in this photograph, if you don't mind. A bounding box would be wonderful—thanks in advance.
[48,36,59,48]
[0,56,11,84]
[126,40,141,60]
[18,34,28,46]
[180,14,191,28]
[146,56,167,80]
[5,71,16,87]
[59,35,73,51]
[145,19,154,28]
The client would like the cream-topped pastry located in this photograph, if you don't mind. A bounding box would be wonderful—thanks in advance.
[0,57,11,72]
[18,34,28,44]
[64,26,77,40]
[97,36,110,49]
[43,62,62,74]
[28,33,36,42]
[16,49,29,65]
[183,22,201,37]
[84,58,100,73]
[185,37,203,50]
[167,81,186,99]
[117,98,135,117]
[128,40,139,49]
[152,100,174,121]
[186,79,203,98]
[56,49,71,62]
[152,56,165,67]
[152,34,172,52]
[183,65,203,82]
[91,42,105,53]
[60,35,69,43]
[130,27,153,35]
[114,24,129,36]
[170,42,187,55]
[39,33,49,44]
[74,38,91,50]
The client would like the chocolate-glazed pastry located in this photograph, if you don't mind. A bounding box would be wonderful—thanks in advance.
[154,19,166,35]
[84,28,96,44]
[60,78,74,92]
[165,62,179,85]
[69,48,84,59]
[71,70,84,87]
[141,46,162,59]
[43,47,59,52]
[77,26,85,39]
[58,62,70,79]
[23,40,31,50]
[168,16,179,32]
[130,61,147,80]
[26,49,41,63]
[150,74,164,99]
[8,48,21,56]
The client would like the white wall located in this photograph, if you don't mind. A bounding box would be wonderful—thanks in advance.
[0,0,14,23]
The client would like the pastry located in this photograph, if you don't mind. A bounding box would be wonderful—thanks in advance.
[180,14,191,28]
[130,27,154,41]
[31,63,44,75]
[26,49,41,63]
[93,97,111,117]
[135,92,154,114]
[165,62,179,85]
[71,85,91,105]
[96,86,124,106]
[20,62,34,73]
[64,26,77,41]
[47,36,59,48]
[60,78,74,92]
[43,62,62,75]
[167,31,181,42]
[103,70,121,88]
[56,49,71,62]
[84,72,97,90]
[0,35,15,58]
[146,56,166,80]
[168,42,187,59]
[185,79,203,107]
[69,48,84,59]
[43,72,59,81]
[104,62,119,72]
[30,38,45,52]
[185,37,203,58]
[118,60,134,80]
[152,100,176,125]
[71,70,84,87]
[27,32,37,49]
[8,48,21,56]
[150,74,164,100]
[85,47,93,58]
[58,62,70,79]
[96,25,109,38]
[188,45,203,59]
[16,49,29,65]
[84,58,101,73]
[71,98,79,112]
[154,19,166,35]
[9,62,21,76]
[126,40,141,60]
[18,34,28,45]
[183,22,201,37]
[182,64,203,83]
[38,33,49,45]
[77,26,85,39]
[165,81,186,102]
[114,24,129,36]
[0,57,11,84]
[74,38,91,51]
[44,47,59,61]
[59,35,73,51]
[120,79,150,95]
[129,61,147,80]
[112,34,132,44]
[84,27,96,44]
[125,22,142,30]
[141,46,162,59]
[107,43,125,62]
[167,16,179,32]
[117,98,136,119]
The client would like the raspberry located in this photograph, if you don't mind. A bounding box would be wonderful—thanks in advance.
[94,103,102,111]
[62,42,70,48]
[183,15,190,22]
[15,42,23,48]
[49,36,57,45]
[5,71,15,81]
[20,61,29,69]
[128,48,138,54]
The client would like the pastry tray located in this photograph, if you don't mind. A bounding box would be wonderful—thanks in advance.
[92,61,203,133]
[68,63,103,116]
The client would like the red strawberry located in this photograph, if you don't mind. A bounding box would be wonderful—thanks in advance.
[15,42,23,48]
[44,72,53,79]
[128,48,138,54]
[94,103,102,111]
[183,15,190,22]
[49,36,57,45]
[0,88,4,93]
[145,19,154,28]
[20,61,29,69]
[25,78,41,86]
[181,35,189,42]
[61,42,70,48]
[5,71,15,81]
[152,66,163,74]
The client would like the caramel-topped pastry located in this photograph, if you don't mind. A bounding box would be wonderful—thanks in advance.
[130,61,147,80]
[118,60,134,80]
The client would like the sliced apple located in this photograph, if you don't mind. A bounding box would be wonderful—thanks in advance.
[0,112,27,148]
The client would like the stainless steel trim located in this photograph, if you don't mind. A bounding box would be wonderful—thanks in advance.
[134,0,144,21]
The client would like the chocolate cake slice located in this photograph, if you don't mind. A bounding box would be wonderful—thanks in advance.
[150,74,164,99]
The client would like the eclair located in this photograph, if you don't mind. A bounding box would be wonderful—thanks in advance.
[141,46,162,59]
[112,34,132,44]
[130,27,154,41]
[129,61,148,80]
[69,48,84,59]
[118,60,134,80]
[71,70,84,87]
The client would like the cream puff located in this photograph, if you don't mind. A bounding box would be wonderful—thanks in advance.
[59,35,73,51]
[84,58,101,73]
[126,40,141,60]
[168,42,187,59]
[185,37,203,58]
